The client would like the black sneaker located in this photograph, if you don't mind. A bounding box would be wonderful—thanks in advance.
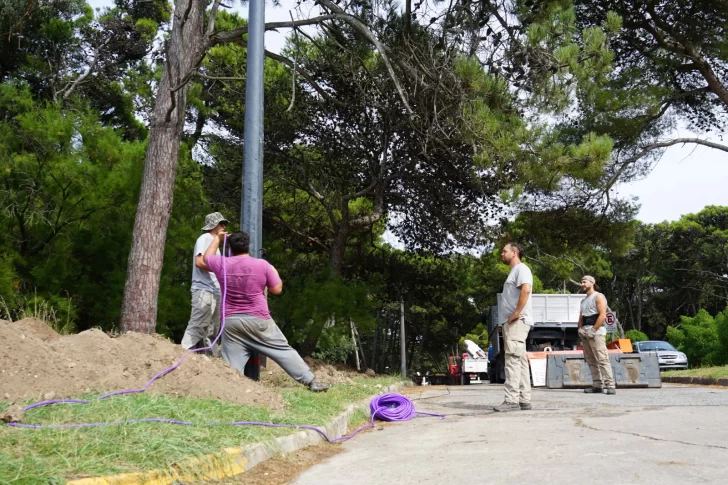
[519,402,532,410]
[493,402,520,412]
[584,387,604,393]
[308,380,332,392]
[604,388,616,395]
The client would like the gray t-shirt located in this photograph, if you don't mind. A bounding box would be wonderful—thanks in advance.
[500,263,534,326]
[191,233,220,295]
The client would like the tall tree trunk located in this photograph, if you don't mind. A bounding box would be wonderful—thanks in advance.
[119,0,206,333]
[301,316,330,357]
[378,318,387,373]
[329,226,348,278]
[400,296,406,377]
[407,329,416,372]
[388,318,398,374]
[405,0,411,31]
[635,260,644,332]
[371,320,379,372]
[293,227,349,356]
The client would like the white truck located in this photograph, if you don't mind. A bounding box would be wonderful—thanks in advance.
[459,339,489,384]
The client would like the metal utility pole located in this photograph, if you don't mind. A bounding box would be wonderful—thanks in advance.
[400,296,407,377]
[351,319,361,372]
[241,0,265,381]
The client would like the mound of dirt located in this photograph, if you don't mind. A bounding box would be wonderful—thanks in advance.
[0,319,284,410]
[260,357,369,388]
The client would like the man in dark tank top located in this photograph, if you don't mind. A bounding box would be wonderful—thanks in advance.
[578,275,616,395]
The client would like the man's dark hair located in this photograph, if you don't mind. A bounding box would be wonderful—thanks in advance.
[228,231,250,255]
[506,242,524,259]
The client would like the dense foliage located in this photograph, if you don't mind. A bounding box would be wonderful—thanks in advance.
[1,0,726,369]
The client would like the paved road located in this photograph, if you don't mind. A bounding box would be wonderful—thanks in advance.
[293,383,728,485]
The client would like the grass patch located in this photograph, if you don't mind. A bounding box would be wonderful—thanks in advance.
[0,377,399,485]
[663,365,728,379]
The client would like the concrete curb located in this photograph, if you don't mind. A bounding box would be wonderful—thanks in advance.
[67,382,408,485]
[662,376,728,387]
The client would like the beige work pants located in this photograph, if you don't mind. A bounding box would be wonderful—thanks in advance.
[503,319,532,404]
[582,332,615,388]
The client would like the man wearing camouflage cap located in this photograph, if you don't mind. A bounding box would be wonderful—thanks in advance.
[181,212,229,354]
[579,275,616,395]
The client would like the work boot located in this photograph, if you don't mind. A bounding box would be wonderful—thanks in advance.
[308,380,332,392]
[519,402,532,411]
[584,387,603,393]
[493,402,520,412]
[604,388,616,395]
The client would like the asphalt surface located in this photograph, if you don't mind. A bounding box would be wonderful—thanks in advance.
[292,383,728,485]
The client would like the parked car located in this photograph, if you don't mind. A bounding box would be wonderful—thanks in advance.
[633,341,688,370]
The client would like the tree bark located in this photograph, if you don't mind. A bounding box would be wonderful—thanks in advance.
[119,0,207,333]
[371,320,379,372]
[301,316,330,357]
[329,226,349,277]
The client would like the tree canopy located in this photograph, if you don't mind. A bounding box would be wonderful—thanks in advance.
[0,0,726,368]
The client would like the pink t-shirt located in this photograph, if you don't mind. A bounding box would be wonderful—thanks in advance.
[205,255,282,320]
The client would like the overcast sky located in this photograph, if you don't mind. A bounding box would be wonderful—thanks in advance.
[88,0,727,223]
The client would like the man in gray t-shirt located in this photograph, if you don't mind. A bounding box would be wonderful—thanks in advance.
[500,263,534,326]
[494,242,534,413]
[181,212,228,353]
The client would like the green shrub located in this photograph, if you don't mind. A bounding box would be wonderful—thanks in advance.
[667,308,728,367]
[625,329,649,342]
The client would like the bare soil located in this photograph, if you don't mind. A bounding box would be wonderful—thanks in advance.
[0,319,284,410]
[1,319,376,411]
[259,358,363,389]
[211,443,344,485]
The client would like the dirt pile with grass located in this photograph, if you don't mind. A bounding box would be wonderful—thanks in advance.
[260,358,363,389]
[0,319,284,410]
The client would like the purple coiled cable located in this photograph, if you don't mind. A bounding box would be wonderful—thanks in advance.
[4,237,445,440]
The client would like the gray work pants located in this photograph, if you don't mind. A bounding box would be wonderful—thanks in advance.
[222,314,315,385]
[181,290,221,355]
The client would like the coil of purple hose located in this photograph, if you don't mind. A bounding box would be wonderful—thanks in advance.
[370,393,416,422]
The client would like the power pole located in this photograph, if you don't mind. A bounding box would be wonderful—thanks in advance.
[241,0,265,381]
[350,319,361,372]
[400,296,407,377]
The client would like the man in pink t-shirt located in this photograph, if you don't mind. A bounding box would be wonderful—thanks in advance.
[203,231,330,392]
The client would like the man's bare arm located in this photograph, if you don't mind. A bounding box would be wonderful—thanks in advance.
[592,294,607,330]
[268,266,283,295]
[195,254,210,271]
[203,232,226,265]
[508,283,532,323]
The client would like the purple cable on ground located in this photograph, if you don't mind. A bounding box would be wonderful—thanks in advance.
[6,392,444,443]
[4,236,446,441]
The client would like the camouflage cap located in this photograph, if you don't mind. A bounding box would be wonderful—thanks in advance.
[202,212,228,231]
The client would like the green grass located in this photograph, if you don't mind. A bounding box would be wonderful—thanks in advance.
[663,365,728,379]
[0,377,399,485]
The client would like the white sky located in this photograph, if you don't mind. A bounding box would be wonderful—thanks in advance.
[88,0,728,224]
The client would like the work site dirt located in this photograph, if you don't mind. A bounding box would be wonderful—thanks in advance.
[0,319,373,411]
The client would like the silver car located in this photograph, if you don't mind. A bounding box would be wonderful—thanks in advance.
[633,341,688,370]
